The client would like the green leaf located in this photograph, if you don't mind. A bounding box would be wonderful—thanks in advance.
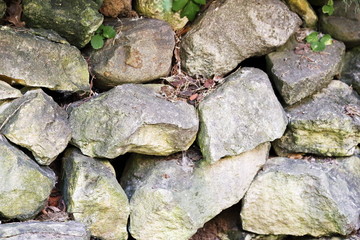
[102,26,116,39]
[322,4,334,15]
[305,31,319,43]
[320,34,333,45]
[181,1,200,21]
[193,0,206,5]
[328,0,333,6]
[172,0,189,11]
[310,41,326,52]
[91,34,104,49]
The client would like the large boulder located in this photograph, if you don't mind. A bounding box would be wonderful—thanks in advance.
[22,0,103,48]
[266,36,345,105]
[121,143,270,240]
[0,89,72,165]
[341,46,360,94]
[241,156,360,237]
[180,0,301,77]
[69,84,198,158]
[198,67,287,163]
[273,80,360,157]
[0,27,89,92]
[62,148,130,240]
[89,19,175,89]
[0,221,90,240]
[0,135,56,220]
[0,81,22,101]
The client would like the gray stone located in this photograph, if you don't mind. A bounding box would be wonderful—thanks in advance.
[273,80,360,157]
[0,89,72,165]
[0,81,22,101]
[198,67,287,163]
[319,1,360,48]
[0,0,6,18]
[89,19,175,89]
[0,221,90,240]
[0,26,89,92]
[341,46,360,94]
[241,156,360,236]
[266,37,345,105]
[0,135,56,220]
[22,0,103,48]
[180,0,301,77]
[62,148,130,240]
[69,84,198,158]
[121,143,270,240]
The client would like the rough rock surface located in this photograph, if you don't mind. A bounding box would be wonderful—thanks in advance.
[62,148,130,240]
[266,37,345,105]
[100,0,132,17]
[89,19,174,89]
[319,1,360,48]
[69,84,198,158]
[0,89,72,165]
[198,68,287,163]
[0,0,5,18]
[0,135,56,220]
[0,221,90,240]
[121,143,270,240]
[0,27,89,92]
[285,0,317,28]
[22,0,103,48]
[341,46,360,94]
[181,0,301,77]
[241,156,360,236]
[273,80,360,157]
[0,81,22,101]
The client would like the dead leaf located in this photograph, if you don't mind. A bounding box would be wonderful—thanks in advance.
[189,93,198,101]
[203,79,215,89]
[5,0,25,27]
[287,153,304,159]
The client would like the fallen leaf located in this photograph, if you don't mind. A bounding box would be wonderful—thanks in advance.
[203,79,215,88]
[189,93,198,101]
[5,0,25,27]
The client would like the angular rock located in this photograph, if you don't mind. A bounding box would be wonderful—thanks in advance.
[0,0,5,18]
[69,84,198,158]
[198,67,287,163]
[136,0,188,30]
[241,156,360,236]
[319,1,360,48]
[62,148,130,240]
[100,0,132,17]
[0,221,90,240]
[273,80,360,157]
[0,26,89,92]
[0,89,72,165]
[89,19,174,89]
[341,46,360,94]
[266,36,345,105]
[121,143,270,240]
[0,81,22,101]
[285,0,317,28]
[22,0,103,48]
[180,0,301,77]
[0,135,56,220]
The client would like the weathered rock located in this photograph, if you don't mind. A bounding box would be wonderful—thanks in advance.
[62,148,130,240]
[181,0,301,77]
[121,143,270,240]
[136,0,188,30]
[0,81,22,101]
[0,135,56,220]
[273,80,360,157]
[22,0,103,48]
[319,1,360,48]
[89,19,174,89]
[241,156,360,236]
[285,0,317,28]
[0,26,89,92]
[266,37,345,105]
[341,46,360,94]
[69,84,198,158]
[0,221,90,240]
[0,0,6,18]
[100,0,132,17]
[0,89,72,165]
[198,67,287,163]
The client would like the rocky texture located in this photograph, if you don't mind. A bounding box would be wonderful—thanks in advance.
[198,68,287,163]
[121,143,270,240]
[181,0,301,77]
[0,89,72,165]
[0,81,22,101]
[285,0,317,28]
[266,37,345,105]
[0,27,89,92]
[22,0,103,48]
[341,46,360,94]
[136,0,188,30]
[62,148,130,240]
[89,19,174,89]
[0,0,5,18]
[100,0,132,17]
[273,80,360,157]
[0,135,56,220]
[319,0,360,48]
[0,221,90,240]
[69,84,198,159]
[241,156,360,237]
